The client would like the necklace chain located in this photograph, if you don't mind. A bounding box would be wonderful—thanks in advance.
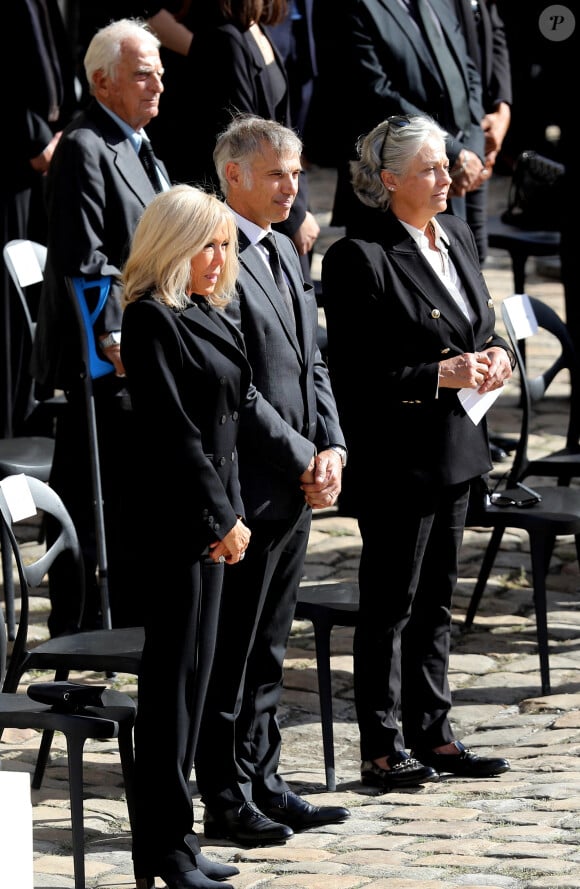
[428,221,446,275]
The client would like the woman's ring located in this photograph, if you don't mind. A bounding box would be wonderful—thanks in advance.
[240,552,245,561]
[218,555,226,564]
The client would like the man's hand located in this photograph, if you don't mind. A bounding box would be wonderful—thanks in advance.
[449,149,486,197]
[291,210,320,256]
[301,448,342,509]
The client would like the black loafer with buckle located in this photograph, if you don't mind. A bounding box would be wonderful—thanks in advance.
[412,740,511,778]
[361,750,439,789]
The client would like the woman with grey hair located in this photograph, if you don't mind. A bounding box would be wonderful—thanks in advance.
[322,113,513,792]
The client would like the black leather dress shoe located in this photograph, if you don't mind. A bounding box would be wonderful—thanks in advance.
[203,800,293,845]
[413,740,511,778]
[259,790,350,830]
[361,751,439,789]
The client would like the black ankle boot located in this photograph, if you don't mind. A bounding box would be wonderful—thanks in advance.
[196,853,239,880]
[135,868,234,889]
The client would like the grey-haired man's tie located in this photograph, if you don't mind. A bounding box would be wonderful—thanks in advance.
[262,233,295,326]
[138,139,161,192]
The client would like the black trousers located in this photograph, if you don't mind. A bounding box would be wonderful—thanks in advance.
[132,556,225,876]
[354,480,470,761]
[195,504,311,813]
[46,378,140,635]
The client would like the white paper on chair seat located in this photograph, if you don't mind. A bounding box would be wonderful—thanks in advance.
[503,293,538,340]
[0,771,33,889]
[7,241,44,287]
[0,474,37,522]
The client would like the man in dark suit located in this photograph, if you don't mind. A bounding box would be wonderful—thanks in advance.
[31,18,170,635]
[194,114,350,845]
[2,0,78,437]
[450,0,512,263]
[314,0,488,238]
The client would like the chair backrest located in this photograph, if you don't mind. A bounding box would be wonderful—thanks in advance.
[501,294,580,482]
[0,474,85,690]
[2,239,48,433]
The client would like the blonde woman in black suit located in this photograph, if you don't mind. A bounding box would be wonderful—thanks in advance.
[322,114,513,792]
[121,184,317,889]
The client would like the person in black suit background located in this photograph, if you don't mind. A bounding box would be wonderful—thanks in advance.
[313,0,488,245]
[322,114,513,790]
[183,0,320,282]
[194,114,349,845]
[31,18,170,635]
[450,0,512,263]
[2,0,78,437]
[122,183,325,889]
[269,0,317,144]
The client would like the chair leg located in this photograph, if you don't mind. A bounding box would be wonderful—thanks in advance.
[528,531,552,695]
[311,617,337,791]
[117,721,137,834]
[1,520,16,641]
[464,526,506,628]
[32,729,56,789]
[65,733,87,889]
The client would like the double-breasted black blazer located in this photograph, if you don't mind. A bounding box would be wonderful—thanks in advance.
[227,230,345,520]
[322,212,511,510]
[31,100,170,391]
[121,295,315,552]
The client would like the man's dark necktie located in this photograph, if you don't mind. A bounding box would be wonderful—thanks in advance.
[412,0,472,135]
[138,139,161,192]
[262,233,295,326]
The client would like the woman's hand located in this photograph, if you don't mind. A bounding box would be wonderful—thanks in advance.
[209,519,251,565]
[438,349,512,392]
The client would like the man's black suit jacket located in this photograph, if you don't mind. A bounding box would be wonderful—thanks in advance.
[317,0,486,227]
[226,230,345,520]
[32,101,170,391]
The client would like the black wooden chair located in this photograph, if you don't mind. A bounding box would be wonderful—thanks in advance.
[294,580,358,790]
[0,239,65,641]
[0,474,143,786]
[463,296,580,694]
[0,498,137,889]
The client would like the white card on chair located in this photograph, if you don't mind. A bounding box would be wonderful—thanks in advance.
[8,241,44,287]
[503,293,538,340]
[0,474,37,522]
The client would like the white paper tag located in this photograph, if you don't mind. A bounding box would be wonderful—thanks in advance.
[0,475,37,522]
[6,242,43,287]
[502,293,538,340]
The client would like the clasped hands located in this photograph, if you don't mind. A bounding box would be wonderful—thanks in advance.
[208,518,251,566]
[438,347,512,394]
[300,449,343,509]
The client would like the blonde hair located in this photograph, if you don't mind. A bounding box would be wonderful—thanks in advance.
[121,185,239,310]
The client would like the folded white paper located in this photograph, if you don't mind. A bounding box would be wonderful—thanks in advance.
[458,386,504,425]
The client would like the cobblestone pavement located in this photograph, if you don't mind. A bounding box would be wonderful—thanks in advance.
[4,169,580,889]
